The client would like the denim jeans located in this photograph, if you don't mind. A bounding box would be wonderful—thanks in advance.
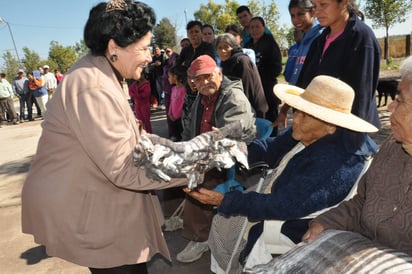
[18,93,32,120]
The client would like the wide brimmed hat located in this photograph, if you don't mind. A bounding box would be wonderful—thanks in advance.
[274,75,378,132]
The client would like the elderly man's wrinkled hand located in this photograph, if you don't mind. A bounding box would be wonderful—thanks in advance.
[183,187,224,206]
[301,221,325,243]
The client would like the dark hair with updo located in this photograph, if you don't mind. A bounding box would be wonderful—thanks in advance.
[84,0,156,56]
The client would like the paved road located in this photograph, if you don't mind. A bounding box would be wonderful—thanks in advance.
[0,103,391,273]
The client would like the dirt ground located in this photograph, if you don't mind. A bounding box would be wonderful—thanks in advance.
[0,101,392,273]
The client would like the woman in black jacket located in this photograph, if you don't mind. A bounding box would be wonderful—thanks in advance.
[245,17,282,134]
[216,33,268,118]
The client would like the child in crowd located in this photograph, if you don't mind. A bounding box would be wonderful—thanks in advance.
[167,65,187,141]
[129,72,152,133]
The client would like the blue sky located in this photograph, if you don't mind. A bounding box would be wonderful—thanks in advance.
[1,0,411,69]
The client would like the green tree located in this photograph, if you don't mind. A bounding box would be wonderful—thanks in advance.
[22,47,41,73]
[194,0,235,33]
[247,0,280,33]
[48,41,78,72]
[364,0,412,63]
[1,51,20,82]
[73,40,88,59]
[193,0,287,48]
[153,18,177,48]
[247,0,288,48]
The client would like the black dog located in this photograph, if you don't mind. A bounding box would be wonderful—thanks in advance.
[377,78,399,107]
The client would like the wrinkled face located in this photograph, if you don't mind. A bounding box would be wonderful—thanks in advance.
[290,7,315,33]
[202,27,215,43]
[292,110,334,146]
[216,41,234,62]
[187,25,203,48]
[192,70,222,97]
[312,0,347,27]
[388,78,412,144]
[249,19,265,41]
[110,32,152,80]
[237,10,253,28]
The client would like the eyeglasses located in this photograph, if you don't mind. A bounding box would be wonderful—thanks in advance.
[192,73,214,85]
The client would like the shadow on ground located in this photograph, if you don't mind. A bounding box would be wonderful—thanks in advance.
[0,155,33,176]
[20,245,51,265]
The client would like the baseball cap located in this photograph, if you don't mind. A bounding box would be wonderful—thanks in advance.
[43,65,50,69]
[189,55,217,78]
[17,69,24,74]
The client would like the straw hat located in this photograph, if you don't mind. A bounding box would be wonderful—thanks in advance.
[274,75,378,132]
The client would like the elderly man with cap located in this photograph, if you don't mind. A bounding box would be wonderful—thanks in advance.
[43,65,57,99]
[12,69,30,122]
[185,75,378,273]
[176,54,256,263]
[0,72,19,126]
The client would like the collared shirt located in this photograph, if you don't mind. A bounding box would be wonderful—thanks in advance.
[44,72,57,89]
[199,91,219,134]
[0,78,13,98]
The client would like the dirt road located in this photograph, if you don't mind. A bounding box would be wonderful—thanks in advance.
[0,105,391,273]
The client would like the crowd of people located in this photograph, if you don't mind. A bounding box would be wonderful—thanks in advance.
[0,65,60,127]
[17,0,412,274]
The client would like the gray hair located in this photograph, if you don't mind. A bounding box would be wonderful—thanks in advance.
[215,33,242,51]
[400,56,412,82]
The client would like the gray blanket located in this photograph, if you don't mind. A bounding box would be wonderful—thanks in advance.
[247,230,412,274]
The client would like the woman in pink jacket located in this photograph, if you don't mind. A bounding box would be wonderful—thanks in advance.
[21,1,188,273]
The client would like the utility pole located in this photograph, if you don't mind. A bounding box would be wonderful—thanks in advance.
[0,17,21,65]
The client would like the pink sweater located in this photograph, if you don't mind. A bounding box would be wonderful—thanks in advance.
[168,85,186,120]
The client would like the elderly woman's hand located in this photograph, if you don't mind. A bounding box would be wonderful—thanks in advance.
[183,187,224,206]
[301,221,325,243]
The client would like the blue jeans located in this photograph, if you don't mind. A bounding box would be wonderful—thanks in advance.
[18,93,32,120]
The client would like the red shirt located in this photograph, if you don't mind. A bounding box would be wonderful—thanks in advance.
[199,91,219,134]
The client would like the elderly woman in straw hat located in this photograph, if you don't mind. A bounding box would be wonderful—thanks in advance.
[184,75,377,273]
[301,56,412,256]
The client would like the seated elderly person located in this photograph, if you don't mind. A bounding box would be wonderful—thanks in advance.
[247,55,412,274]
[177,54,256,263]
[184,75,378,273]
[302,56,412,255]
